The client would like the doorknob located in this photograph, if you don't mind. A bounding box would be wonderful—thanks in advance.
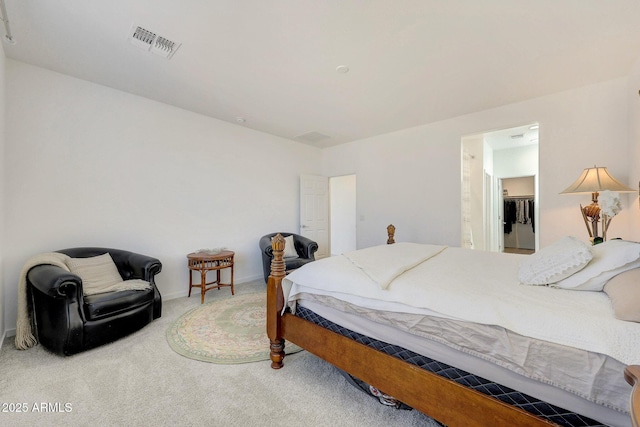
[300,225,309,229]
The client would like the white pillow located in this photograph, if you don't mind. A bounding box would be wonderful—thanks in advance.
[518,236,592,285]
[283,235,298,258]
[271,235,298,258]
[66,253,123,295]
[603,268,640,322]
[553,239,640,291]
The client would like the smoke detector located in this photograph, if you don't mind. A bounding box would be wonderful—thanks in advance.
[128,24,181,59]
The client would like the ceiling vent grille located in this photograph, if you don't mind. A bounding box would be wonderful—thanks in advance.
[294,131,331,144]
[128,25,181,59]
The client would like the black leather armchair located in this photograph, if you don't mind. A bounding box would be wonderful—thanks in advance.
[259,233,318,282]
[27,247,162,356]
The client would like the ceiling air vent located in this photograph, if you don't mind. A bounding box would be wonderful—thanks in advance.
[294,131,331,144]
[128,25,181,59]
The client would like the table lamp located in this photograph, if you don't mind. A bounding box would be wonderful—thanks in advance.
[560,165,634,243]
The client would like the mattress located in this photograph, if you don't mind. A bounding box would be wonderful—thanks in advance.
[283,244,640,366]
[296,296,631,427]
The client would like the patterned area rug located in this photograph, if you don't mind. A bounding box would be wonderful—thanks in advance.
[166,292,302,364]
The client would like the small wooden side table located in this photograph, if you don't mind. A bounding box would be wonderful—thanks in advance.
[187,250,235,304]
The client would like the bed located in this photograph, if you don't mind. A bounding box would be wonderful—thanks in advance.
[266,226,640,427]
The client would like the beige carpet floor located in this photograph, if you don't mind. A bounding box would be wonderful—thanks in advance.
[0,279,441,427]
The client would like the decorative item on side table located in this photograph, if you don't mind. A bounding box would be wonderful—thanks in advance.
[560,165,634,244]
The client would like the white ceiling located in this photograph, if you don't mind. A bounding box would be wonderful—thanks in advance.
[3,1,640,148]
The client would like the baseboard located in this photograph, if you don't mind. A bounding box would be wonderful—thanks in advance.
[162,290,190,301]
[0,327,13,351]
[239,273,264,283]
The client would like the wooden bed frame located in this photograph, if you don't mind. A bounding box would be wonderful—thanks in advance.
[267,226,640,427]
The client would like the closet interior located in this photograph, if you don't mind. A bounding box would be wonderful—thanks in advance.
[502,176,535,254]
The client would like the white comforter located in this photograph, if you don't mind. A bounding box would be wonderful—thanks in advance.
[283,242,640,365]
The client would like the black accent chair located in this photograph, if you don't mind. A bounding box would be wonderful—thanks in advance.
[259,233,318,282]
[27,247,162,356]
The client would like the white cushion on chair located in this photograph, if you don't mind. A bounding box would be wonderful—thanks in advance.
[271,235,298,258]
[66,253,123,295]
[283,235,298,258]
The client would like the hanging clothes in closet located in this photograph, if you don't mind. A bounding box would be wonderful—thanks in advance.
[504,198,534,234]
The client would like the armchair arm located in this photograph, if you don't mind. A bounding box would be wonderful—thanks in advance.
[105,249,163,319]
[295,235,319,259]
[108,250,162,282]
[260,235,275,258]
[27,264,85,355]
[27,264,82,299]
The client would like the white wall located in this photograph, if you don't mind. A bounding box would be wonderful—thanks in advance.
[3,60,321,334]
[322,77,632,249]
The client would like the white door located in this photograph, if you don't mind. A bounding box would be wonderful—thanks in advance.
[300,175,329,259]
[329,175,357,255]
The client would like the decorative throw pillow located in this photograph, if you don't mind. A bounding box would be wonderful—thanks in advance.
[604,268,640,322]
[283,235,298,258]
[271,235,298,258]
[518,236,592,285]
[554,239,640,291]
[66,253,123,295]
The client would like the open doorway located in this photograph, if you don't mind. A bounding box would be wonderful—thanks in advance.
[502,176,536,254]
[461,124,539,252]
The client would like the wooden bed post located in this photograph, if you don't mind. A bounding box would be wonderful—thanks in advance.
[266,233,286,369]
[387,224,395,244]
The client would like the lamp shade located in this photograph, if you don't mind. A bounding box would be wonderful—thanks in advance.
[560,166,634,194]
